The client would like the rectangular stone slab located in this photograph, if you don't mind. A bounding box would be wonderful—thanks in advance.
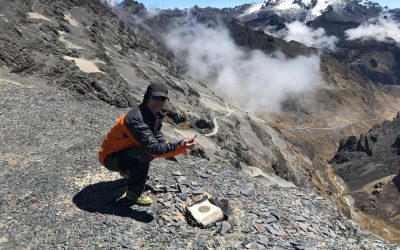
[187,200,224,228]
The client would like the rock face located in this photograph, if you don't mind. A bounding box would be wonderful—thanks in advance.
[331,112,400,232]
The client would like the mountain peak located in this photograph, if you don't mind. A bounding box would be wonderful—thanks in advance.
[100,0,117,7]
[259,0,381,21]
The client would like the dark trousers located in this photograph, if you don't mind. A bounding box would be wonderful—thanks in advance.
[104,147,154,197]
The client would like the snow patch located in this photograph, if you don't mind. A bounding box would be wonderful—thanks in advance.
[244,3,263,14]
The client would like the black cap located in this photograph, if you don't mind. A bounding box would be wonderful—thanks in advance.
[147,82,168,98]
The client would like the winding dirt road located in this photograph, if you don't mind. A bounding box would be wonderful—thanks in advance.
[205,103,234,137]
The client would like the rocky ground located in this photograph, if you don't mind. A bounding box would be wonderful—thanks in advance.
[1,74,399,250]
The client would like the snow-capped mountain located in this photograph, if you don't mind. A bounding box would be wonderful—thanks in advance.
[100,0,117,7]
[239,0,382,22]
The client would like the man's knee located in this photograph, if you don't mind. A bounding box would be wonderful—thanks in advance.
[104,155,121,172]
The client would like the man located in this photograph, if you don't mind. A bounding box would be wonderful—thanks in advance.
[99,82,197,206]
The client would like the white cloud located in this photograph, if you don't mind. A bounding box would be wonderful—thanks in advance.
[164,19,322,113]
[345,12,400,44]
[265,21,338,51]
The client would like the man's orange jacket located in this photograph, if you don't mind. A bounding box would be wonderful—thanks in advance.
[99,104,185,166]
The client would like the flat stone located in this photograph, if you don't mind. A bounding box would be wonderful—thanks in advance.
[166,187,179,192]
[307,227,317,234]
[153,184,166,192]
[257,236,269,246]
[220,221,231,235]
[175,204,185,213]
[253,223,266,233]
[240,188,253,196]
[294,216,307,222]
[241,227,252,233]
[178,192,188,200]
[226,190,239,196]
[177,184,187,193]
[163,192,172,201]
[270,212,280,220]
[291,243,308,250]
[191,188,204,195]
[264,224,278,235]
[167,221,181,228]
[187,200,224,228]
[265,216,278,224]
[329,229,336,238]
[244,242,256,249]
[297,223,308,232]
[338,221,346,230]
[308,231,317,239]
[176,176,187,183]
[272,223,280,231]
[172,171,182,176]
[163,201,173,207]
[199,173,209,178]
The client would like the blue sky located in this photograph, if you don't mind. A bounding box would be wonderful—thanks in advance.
[116,0,400,9]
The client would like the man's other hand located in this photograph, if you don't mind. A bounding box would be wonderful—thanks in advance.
[182,137,198,150]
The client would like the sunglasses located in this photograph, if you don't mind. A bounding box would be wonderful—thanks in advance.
[151,95,168,102]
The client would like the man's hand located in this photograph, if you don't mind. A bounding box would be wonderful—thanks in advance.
[181,137,198,150]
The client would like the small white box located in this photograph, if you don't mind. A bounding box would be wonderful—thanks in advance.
[187,200,224,228]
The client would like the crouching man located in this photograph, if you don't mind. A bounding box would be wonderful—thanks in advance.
[98,82,197,206]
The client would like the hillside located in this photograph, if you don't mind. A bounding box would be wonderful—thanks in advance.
[1,0,400,247]
[0,74,397,249]
[331,113,400,237]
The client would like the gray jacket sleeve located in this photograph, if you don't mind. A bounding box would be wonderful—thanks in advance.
[125,115,179,155]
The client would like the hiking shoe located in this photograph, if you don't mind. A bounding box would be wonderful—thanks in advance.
[119,170,129,179]
[125,190,153,206]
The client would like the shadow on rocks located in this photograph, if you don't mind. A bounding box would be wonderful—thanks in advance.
[73,179,154,223]
[393,173,400,192]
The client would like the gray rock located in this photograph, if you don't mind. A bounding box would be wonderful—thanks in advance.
[270,212,280,220]
[220,221,231,235]
[191,188,205,195]
[265,216,278,224]
[163,192,173,201]
[176,176,187,183]
[294,216,307,222]
[172,171,182,176]
[240,188,253,196]
[166,187,179,192]
[257,236,269,246]
[264,224,278,235]
[178,192,189,200]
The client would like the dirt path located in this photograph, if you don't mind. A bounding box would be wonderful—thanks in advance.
[205,103,234,137]
[282,118,379,132]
